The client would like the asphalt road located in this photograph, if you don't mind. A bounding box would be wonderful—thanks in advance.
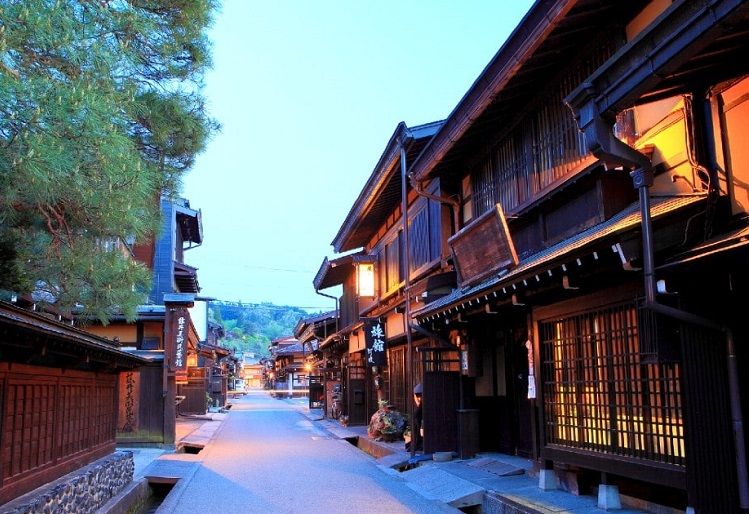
[156,390,460,513]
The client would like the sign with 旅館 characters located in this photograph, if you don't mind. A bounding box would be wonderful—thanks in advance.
[364,319,387,367]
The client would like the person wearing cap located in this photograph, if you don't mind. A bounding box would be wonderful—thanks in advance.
[406,383,423,452]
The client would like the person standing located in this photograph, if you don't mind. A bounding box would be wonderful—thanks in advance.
[406,383,423,452]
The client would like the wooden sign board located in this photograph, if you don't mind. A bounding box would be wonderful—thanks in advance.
[448,203,518,288]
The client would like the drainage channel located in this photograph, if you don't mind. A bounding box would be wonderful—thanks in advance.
[131,477,178,514]
[178,443,204,454]
[344,435,425,472]
[127,444,204,514]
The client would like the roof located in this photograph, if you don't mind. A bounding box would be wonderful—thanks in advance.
[174,199,203,245]
[566,0,749,120]
[409,0,655,183]
[271,342,305,357]
[313,251,363,291]
[414,193,707,318]
[293,310,338,341]
[659,223,749,271]
[0,301,147,371]
[174,262,200,294]
[331,121,443,253]
[198,342,232,358]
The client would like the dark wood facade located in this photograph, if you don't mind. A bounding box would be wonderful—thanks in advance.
[313,120,464,453]
[0,301,144,504]
[82,196,211,446]
[85,296,203,446]
[316,1,749,512]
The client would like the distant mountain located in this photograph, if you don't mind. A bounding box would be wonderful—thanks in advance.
[208,301,321,358]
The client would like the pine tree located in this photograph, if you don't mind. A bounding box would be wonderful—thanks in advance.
[0,0,220,322]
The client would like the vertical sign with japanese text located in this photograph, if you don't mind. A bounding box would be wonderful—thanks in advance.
[118,370,139,433]
[364,320,387,367]
[168,307,189,371]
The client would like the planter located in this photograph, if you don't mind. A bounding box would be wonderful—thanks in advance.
[368,401,406,441]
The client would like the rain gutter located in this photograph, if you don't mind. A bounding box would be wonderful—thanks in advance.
[316,290,339,334]
[566,82,748,512]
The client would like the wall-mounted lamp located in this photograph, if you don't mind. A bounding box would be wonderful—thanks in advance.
[355,255,377,297]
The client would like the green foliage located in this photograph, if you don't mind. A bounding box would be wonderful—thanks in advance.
[0,0,220,322]
[209,302,316,358]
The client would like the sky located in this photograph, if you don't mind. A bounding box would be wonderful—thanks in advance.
[182,1,535,312]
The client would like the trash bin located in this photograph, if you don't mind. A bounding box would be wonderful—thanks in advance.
[457,409,480,460]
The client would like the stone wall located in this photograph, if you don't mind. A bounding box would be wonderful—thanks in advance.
[0,451,134,514]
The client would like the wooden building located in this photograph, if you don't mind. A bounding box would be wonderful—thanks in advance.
[268,336,309,398]
[313,120,461,441]
[316,1,749,511]
[294,310,339,411]
[0,301,144,504]
[81,196,211,446]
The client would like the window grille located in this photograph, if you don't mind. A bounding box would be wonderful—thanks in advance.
[470,40,615,219]
[389,346,406,411]
[539,300,685,466]
[410,205,431,272]
[418,347,460,373]
[531,80,588,192]
[383,234,401,293]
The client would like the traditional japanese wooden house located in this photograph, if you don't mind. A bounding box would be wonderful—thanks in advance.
[85,294,202,445]
[293,310,338,410]
[268,336,309,398]
[401,0,749,511]
[80,196,209,446]
[0,300,145,504]
[314,120,462,442]
[312,253,363,423]
[200,341,233,410]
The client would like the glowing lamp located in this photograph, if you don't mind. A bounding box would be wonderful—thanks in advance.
[355,257,377,297]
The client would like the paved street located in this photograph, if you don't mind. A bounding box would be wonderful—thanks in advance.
[154,390,460,513]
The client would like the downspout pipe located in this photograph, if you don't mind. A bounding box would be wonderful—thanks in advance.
[567,86,748,511]
[316,290,339,334]
[408,172,461,235]
[400,129,417,458]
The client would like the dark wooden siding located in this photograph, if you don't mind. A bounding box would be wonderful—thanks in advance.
[0,363,117,504]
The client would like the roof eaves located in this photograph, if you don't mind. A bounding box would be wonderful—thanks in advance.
[410,0,566,182]
[313,251,364,291]
[414,193,707,318]
[331,121,443,253]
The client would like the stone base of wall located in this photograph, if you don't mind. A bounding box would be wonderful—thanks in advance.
[0,451,134,514]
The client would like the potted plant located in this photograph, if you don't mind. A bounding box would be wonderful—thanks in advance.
[368,400,407,442]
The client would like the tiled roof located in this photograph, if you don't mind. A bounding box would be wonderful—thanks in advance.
[414,193,706,318]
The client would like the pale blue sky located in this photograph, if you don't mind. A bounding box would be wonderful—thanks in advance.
[182,1,535,311]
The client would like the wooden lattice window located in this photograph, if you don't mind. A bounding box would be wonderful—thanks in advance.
[388,346,406,412]
[3,381,56,479]
[539,300,685,466]
[470,39,615,220]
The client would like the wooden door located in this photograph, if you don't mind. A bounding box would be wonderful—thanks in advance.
[346,365,367,425]
[419,347,461,454]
